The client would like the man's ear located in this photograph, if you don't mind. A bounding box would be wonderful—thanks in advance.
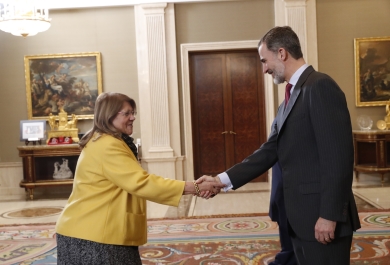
[278,48,287,61]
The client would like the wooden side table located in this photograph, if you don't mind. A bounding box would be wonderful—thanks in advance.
[17,144,81,200]
[353,130,390,183]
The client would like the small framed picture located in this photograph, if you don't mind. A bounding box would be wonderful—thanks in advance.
[20,120,46,141]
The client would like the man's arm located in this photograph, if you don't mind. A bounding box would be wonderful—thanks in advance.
[308,75,354,243]
[196,119,279,195]
[224,129,278,189]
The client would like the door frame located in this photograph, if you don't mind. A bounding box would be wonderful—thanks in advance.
[180,40,276,182]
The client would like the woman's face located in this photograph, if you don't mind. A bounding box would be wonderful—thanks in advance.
[112,102,136,135]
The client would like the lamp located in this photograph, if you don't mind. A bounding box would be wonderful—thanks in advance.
[0,1,51,37]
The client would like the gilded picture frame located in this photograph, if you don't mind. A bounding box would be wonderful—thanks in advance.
[355,37,390,107]
[24,52,102,119]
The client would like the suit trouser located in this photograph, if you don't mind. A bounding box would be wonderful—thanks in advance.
[290,233,352,265]
[269,162,297,265]
[269,219,297,265]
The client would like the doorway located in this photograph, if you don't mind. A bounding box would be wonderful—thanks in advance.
[189,50,267,181]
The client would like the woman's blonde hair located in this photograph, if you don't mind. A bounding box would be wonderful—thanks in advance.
[79,92,136,149]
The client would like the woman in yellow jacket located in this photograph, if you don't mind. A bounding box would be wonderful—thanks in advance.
[56,92,224,265]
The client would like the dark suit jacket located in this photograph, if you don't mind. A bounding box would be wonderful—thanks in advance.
[269,118,284,222]
[226,66,361,241]
[269,161,284,222]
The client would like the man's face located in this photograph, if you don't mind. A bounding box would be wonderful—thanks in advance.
[258,43,285,85]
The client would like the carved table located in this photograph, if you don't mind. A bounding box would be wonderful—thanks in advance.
[17,144,80,200]
[353,130,390,183]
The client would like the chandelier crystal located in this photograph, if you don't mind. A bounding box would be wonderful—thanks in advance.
[0,1,51,37]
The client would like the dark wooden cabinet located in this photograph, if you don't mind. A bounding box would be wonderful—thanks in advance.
[353,130,390,183]
[17,144,80,199]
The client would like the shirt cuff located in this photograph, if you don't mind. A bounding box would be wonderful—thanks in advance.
[217,172,233,192]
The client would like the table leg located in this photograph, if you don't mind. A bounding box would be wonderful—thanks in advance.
[28,188,34,200]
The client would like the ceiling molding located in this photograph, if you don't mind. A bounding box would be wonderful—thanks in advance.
[43,0,240,9]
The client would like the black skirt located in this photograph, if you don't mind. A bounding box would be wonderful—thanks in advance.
[56,233,142,265]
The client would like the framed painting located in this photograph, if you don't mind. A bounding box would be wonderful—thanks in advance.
[355,37,390,107]
[24,52,102,119]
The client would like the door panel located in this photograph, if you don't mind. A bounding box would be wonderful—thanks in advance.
[190,54,227,177]
[227,53,266,166]
[190,50,267,181]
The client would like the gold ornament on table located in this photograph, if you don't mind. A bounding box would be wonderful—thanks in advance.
[47,108,79,144]
[386,100,390,126]
[377,100,390,130]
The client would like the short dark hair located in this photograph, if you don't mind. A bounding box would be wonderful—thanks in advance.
[258,26,303,60]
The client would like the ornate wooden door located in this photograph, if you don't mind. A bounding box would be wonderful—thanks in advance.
[190,50,267,181]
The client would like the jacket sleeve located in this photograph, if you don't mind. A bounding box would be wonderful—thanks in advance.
[226,119,279,190]
[308,75,354,222]
[100,137,185,207]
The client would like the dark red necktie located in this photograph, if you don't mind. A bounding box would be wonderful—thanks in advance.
[285,83,293,107]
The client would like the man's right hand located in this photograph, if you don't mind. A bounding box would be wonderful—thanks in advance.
[196,175,223,198]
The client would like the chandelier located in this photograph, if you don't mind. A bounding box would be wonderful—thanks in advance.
[0,1,51,37]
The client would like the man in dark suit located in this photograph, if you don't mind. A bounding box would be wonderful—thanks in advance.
[198,26,361,265]
[269,162,297,265]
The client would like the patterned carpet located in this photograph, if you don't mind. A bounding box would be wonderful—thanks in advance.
[1,212,389,265]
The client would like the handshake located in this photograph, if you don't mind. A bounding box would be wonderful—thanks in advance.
[185,175,226,199]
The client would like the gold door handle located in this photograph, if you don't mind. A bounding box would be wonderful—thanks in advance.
[221,131,228,134]
[230,131,236,134]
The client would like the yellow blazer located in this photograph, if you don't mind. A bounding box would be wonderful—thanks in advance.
[56,133,185,246]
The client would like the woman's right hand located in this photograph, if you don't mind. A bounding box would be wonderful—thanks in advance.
[197,179,225,199]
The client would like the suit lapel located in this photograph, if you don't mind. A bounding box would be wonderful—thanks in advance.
[277,66,315,133]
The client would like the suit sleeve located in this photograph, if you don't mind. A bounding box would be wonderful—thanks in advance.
[226,118,279,190]
[308,75,354,222]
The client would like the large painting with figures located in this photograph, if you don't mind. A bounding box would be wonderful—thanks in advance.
[24,52,102,119]
[355,37,390,107]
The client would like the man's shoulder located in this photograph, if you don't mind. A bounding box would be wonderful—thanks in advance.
[304,66,325,78]
[304,68,335,84]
